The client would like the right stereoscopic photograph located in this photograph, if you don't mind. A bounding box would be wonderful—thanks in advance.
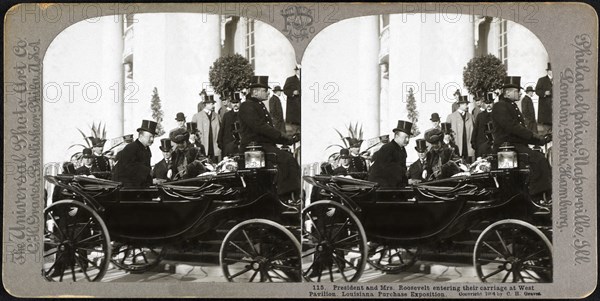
[301,13,552,283]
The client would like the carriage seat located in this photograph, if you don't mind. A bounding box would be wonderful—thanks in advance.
[330,175,379,192]
[72,175,121,191]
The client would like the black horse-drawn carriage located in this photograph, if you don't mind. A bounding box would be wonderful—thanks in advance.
[302,145,552,283]
[43,146,301,282]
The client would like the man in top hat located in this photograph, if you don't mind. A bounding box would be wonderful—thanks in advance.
[471,92,496,158]
[423,128,461,180]
[152,138,173,182]
[492,76,552,200]
[368,120,412,188]
[269,86,286,134]
[408,139,428,185]
[218,92,243,156]
[472,91,487,121]
[283,64,301,136]
[521,86,538,133]
[169,127,208,180]
[89,137,112,179]
[446,95,474,163]
[535,62,553,135]
[440,122,460,156]
[186,122,207,156]
[218,94,231,122]
[192,95,221,162]
[239,75,300,200]
[76,148,96,176]
[112,120,156,187]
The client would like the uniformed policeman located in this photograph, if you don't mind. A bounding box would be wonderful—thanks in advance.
[238,75,300,200]
[491,76,551,200]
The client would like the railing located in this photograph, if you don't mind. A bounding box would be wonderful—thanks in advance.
[43,162,63,207]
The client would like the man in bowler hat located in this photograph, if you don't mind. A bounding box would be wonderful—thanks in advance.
[492,76,552,200]
[152,138,173,182]
[368,120,412,188]
[408,139,428,185]
[521,86,538,133]
[535,63,552,135]
[218,91,243,156]
[239,75,300,200]
[112,120,156,187]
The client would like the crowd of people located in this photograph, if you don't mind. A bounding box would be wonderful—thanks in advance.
[326,70,553,202]
[59,66,303,201]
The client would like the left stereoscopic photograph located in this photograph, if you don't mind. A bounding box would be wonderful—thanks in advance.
[42,12,302,282]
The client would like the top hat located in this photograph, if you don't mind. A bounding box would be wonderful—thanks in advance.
[82,148,94,158]
[170,127,190,144]
[457,95,469,104]
[525,86,534,93]
[175,112,186,121]
[249,75,271,89]
[202,95,216,104]
[123,134,134,143]
[273,85,283,92]
[379,135,390,143]
[430,113,440,122]
[339,148,350,159]
[424,128,443,144]
[440,122,452,134]
[502,76,523,89]
[344,137,363,148]
[186,122,198,133]
[294,64,301,70]
[62,162,76,174]
[89,137,106,148]
[546,62,552,71]
[137,120,158,135]
[393,120,413,135]
[484,92,495,103]
[159,138,172,152]
[231,92,242,103]
[415,139,428,152]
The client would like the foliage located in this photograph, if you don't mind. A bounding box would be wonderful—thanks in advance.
[68,122,110,164]
[208,54,254,97]
[325,122,363,159]
[405,87,420,137]
[463,54,507,100]
[150,87,166,137]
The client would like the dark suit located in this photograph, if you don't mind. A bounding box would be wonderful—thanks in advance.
[491,96,551,195]
[269,94,286,134]
[112,140,152,187]
[217,110,240,156]
[239,96,300,196]
[471,111,494,157]
[521,95,538,133]
[408,159,426,181]
[368,141,407,188]
[152,159,170,180]
[424,145,459,180]
[283,75,301,125]
[535,75,552,125]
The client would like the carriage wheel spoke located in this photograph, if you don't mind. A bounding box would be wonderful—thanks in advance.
[482,267,504,280]
[269,268,288,281]
[72,219,93,241]
[272,263,299,271]
[328,264,334,282]
[242,230,259,256]
[333,252,357,271]
[501,270,511,282]
[48,214,66,239]
[330,219,351,241]
[75,233,103,245]
[483,242,505,258]
[495,230,511,256]
[45,253,64,277]
[522,264,550,272]
[477,258,508,264]
[44,248,59,257]
[228,241,254,258]
[70,264,77,282]
[249,270,259,282]
[521,249,547,261]
[305,212,324,240]
[332,255,349,282]
[228,266,253,279]
[223,257,253,264]
[333,233,359,245]
[522,269,541,281]
[302,249,316,258]
[74,253,92,281]
[270,248,295,261]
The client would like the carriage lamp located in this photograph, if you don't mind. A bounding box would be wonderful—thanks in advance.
[244,142,265,169]
[498,142,518,169]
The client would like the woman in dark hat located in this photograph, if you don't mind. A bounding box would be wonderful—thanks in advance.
[423,129,460,180]
[169,127,208,180]
[112,120,157,187]
[367,120,412,188]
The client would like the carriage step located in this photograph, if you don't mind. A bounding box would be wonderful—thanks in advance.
[452,240,476,246]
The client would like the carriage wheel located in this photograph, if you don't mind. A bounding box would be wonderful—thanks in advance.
[43,200,111,282]
[367,244,421,274]
[220,219,301,282]
[473,219,552,283]
[111,245,167,273]
[302,200,368,282]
